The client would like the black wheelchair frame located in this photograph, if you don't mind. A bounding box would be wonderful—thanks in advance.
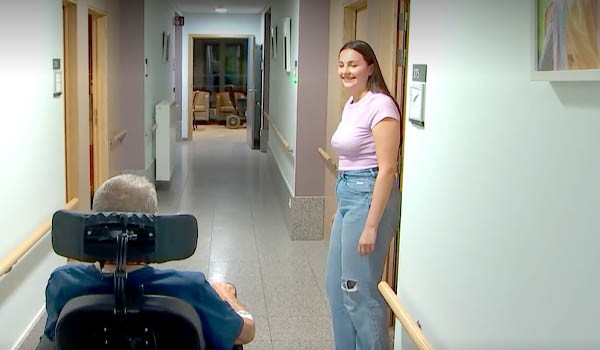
[49,210,206,350]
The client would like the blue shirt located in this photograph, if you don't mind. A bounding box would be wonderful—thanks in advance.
[44,264,243,350]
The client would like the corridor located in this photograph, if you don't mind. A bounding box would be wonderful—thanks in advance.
[18,126,333,349]
[156,126,333,349]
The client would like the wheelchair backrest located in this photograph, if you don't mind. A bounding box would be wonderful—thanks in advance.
[55,294,206,350]
[50,210,204,349]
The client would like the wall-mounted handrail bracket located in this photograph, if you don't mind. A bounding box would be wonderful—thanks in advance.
[109,129,127,147]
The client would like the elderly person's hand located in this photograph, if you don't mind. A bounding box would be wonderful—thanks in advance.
[210,281,237,300]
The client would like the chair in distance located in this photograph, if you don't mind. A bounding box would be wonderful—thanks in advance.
[192,90,210,129]
[216,87,246,128]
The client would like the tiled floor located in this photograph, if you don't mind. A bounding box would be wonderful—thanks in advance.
[18,125,333,349]
[157,125,333,349]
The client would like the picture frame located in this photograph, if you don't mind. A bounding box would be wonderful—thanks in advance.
[271,25,278,60]
[531,0,600,81]
[162,31,170,62]
[282,17,291,72]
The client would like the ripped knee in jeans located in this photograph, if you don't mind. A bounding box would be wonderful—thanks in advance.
[341,279,358,292]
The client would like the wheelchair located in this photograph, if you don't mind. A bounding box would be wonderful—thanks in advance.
[47,210,209,350]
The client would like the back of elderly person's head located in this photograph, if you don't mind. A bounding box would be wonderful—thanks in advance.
[92,174,158,213]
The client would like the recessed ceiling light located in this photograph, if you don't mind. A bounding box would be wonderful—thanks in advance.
[215,6,227,13]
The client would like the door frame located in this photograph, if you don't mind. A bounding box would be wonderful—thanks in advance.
[186,34,256,142]
[260,9,271,153]
[63,1,78,202]
[174,13,183,140]
[246,36,256,150]
[383,0,410,315]
[89,9,109,197]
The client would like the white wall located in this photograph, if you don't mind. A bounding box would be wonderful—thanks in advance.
[180,13,262,138]
[397,1,600,349]
[268,0,299,194]
[0,1,66,347]
[144,0,177,170]
[0,0,121,347]
[0,3,65,260]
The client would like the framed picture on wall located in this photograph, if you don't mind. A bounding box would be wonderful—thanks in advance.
[282,17,291,72]
[162,31,171,62]
[271,25,277,59]
[531,0,600,81]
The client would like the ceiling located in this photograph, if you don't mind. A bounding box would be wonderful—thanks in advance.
[173,0,270,15]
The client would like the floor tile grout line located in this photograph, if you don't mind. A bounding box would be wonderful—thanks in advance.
[249,158,275,345]
[189,134,217,272]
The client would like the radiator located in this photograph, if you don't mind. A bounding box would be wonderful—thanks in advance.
[155,100,177,181]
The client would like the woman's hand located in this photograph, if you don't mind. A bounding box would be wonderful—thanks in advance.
[358,227,377,256]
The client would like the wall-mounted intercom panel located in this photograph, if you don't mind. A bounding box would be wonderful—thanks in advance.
[409,64,427,127]
[53,58,62,97]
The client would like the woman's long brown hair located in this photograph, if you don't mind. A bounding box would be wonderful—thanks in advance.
[339,40,401,114]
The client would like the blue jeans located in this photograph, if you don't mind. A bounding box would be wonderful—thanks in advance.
[326,168,400,350]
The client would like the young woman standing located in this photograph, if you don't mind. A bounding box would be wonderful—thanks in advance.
[326,40,401,350]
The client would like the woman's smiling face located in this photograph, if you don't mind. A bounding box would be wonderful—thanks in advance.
[338,48,372,94]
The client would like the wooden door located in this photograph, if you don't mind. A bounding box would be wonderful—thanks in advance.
[63,2,78,203]
[88,11,109,204]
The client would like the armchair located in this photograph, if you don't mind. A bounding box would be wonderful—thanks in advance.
[216,91,245,121]
[192,90,210,129]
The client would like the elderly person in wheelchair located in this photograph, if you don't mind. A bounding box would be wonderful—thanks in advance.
[37,174,255,350]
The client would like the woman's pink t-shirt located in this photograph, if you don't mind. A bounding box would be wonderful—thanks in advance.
[331,91,400,170]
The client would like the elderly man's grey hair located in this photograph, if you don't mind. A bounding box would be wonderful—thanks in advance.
[92,174,158,213]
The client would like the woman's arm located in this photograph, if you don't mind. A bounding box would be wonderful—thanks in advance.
[358,117,400,256]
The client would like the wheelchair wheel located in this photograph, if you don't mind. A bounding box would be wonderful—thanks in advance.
[226,114,241,129]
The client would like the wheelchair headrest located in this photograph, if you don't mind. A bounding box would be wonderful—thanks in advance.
[51,210,198,263]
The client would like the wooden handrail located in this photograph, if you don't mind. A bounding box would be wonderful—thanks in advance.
[0,198,79,277]
[317,147,338,171]
[264,112,293,156]
[110,129,127,146]
[270,121,294,153]
[378,281,434,350]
